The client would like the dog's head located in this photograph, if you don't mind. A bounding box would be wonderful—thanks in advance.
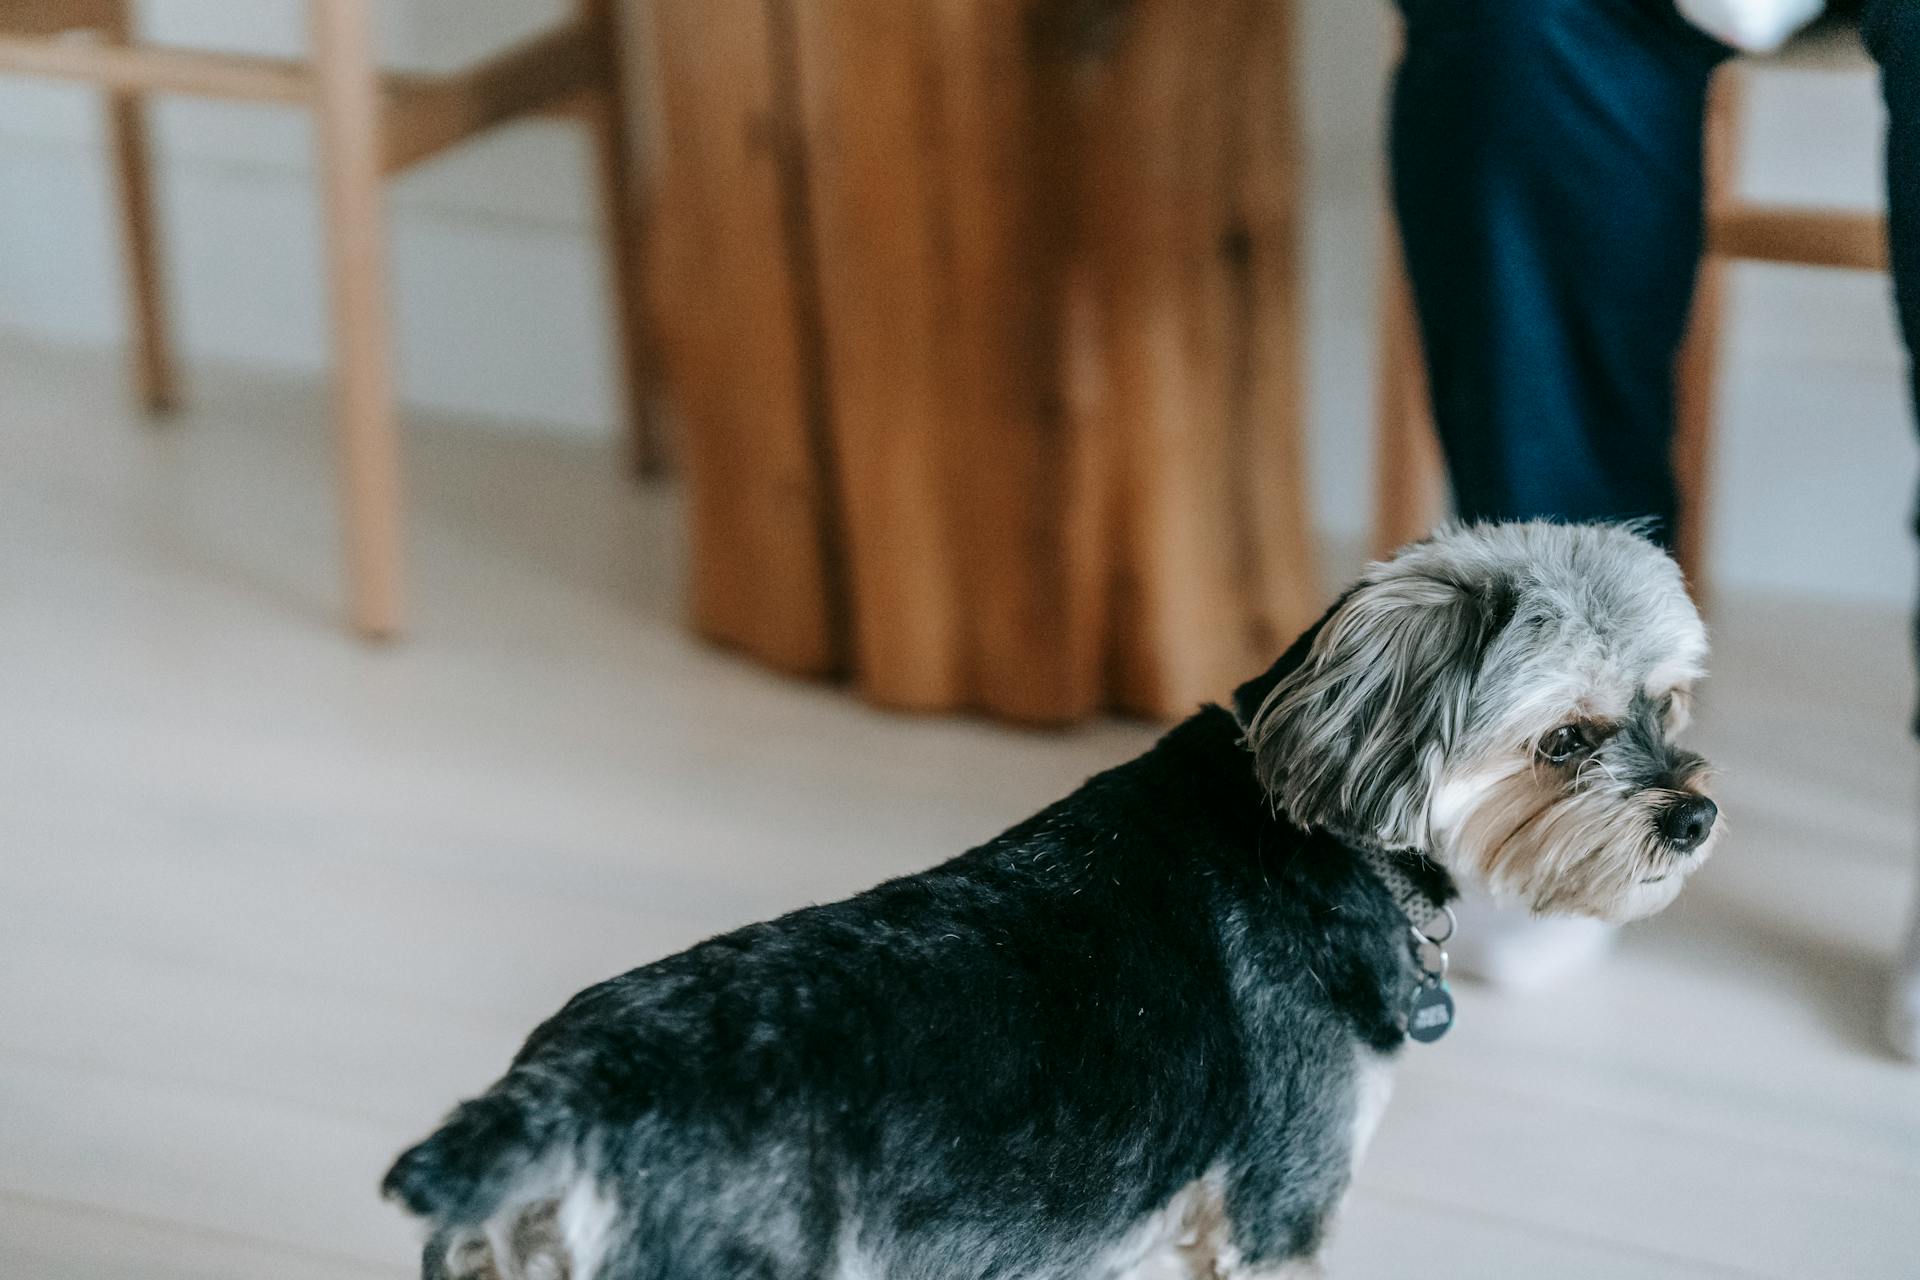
[1236,521,1717,923]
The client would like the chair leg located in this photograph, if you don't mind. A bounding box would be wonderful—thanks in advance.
[1674,256,1726,595]
[578,0,668,479]
[1673,67,1742,597]
[104,0,177,414]
[1372,230,1447,561]
[311,0,404,638]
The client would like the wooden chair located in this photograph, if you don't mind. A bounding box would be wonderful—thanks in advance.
[1372,17,1886,591]
[0,0,663,637]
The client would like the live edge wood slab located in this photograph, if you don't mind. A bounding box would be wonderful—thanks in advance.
[645,0,1318,725]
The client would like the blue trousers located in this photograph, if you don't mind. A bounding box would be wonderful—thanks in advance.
[1391,0,1920,549]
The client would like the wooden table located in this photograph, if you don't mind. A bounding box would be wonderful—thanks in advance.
[640,0,1318,724]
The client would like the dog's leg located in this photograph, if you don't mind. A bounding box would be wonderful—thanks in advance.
[1162,1189,1323,1280]
[422,1203,575,1280]
[1241,1263,1325,1280]
[425,1226,500,1280]
[1216,1256,1324,1280]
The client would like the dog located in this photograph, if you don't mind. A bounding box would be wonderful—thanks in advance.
[383,520,1719,1280]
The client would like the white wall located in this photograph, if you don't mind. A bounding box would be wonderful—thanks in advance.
[1,0,1914,604]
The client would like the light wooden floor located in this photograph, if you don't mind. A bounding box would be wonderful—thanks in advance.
[2,338,1917,1279]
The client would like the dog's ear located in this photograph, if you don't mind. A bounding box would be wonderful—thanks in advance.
[1230,590,1353,731]
[1236,571,1511,847]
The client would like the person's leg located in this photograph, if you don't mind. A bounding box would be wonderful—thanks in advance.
[1391,0,1733,545]
[1389,0,1731,987]
[1861,0,1920,1060]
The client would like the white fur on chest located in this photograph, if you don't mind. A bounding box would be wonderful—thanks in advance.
[1348,1048,1395,1170]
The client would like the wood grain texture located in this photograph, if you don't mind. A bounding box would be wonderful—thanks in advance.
[649,0,846,678]
[655,0,1315,723]
[923,0,1106,725]
[786,0,966,712]
[1674,67,1743,599]
[784,0,1112,723]
[1073,0,1315,717]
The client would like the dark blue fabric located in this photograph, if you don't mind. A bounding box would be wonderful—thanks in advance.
[1864,0,1920,453]
[1389,0,1735,547]
[1390,0,1920,720]
[1859,0,1920,729]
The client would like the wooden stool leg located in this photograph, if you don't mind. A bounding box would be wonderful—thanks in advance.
[104,0,177,414]
[311,0,404,637]
[1674,262,1725,593]
[578,0,668,479]
[1372,230,1447,560]
[1673,67,1741,596]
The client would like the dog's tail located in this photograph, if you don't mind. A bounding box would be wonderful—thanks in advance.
[381,1075,586,1227]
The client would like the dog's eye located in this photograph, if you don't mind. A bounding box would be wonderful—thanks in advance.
[1540,724,1591,765]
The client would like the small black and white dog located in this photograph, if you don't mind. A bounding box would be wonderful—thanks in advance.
[385,521,1720,1279]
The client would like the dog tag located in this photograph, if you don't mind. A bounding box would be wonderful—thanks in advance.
[1406,980,1454,1043]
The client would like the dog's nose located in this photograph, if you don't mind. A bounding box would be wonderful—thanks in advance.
[1658,796,1717,853]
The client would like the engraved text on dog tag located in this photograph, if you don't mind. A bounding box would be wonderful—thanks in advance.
[1407,980,1454,1043]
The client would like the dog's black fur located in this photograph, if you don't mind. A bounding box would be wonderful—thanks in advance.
[385,612,1454,1278]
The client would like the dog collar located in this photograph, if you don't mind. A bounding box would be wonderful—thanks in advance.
[1354,845,1452,937]
[1354,845,1457,1044]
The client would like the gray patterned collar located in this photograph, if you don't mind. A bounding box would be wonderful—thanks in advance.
[1354,844,1453,939]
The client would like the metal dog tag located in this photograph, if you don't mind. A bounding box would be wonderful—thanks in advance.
[1407,980,1454,1043]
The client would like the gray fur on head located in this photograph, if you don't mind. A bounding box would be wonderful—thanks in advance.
[1240,521,1715,922]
